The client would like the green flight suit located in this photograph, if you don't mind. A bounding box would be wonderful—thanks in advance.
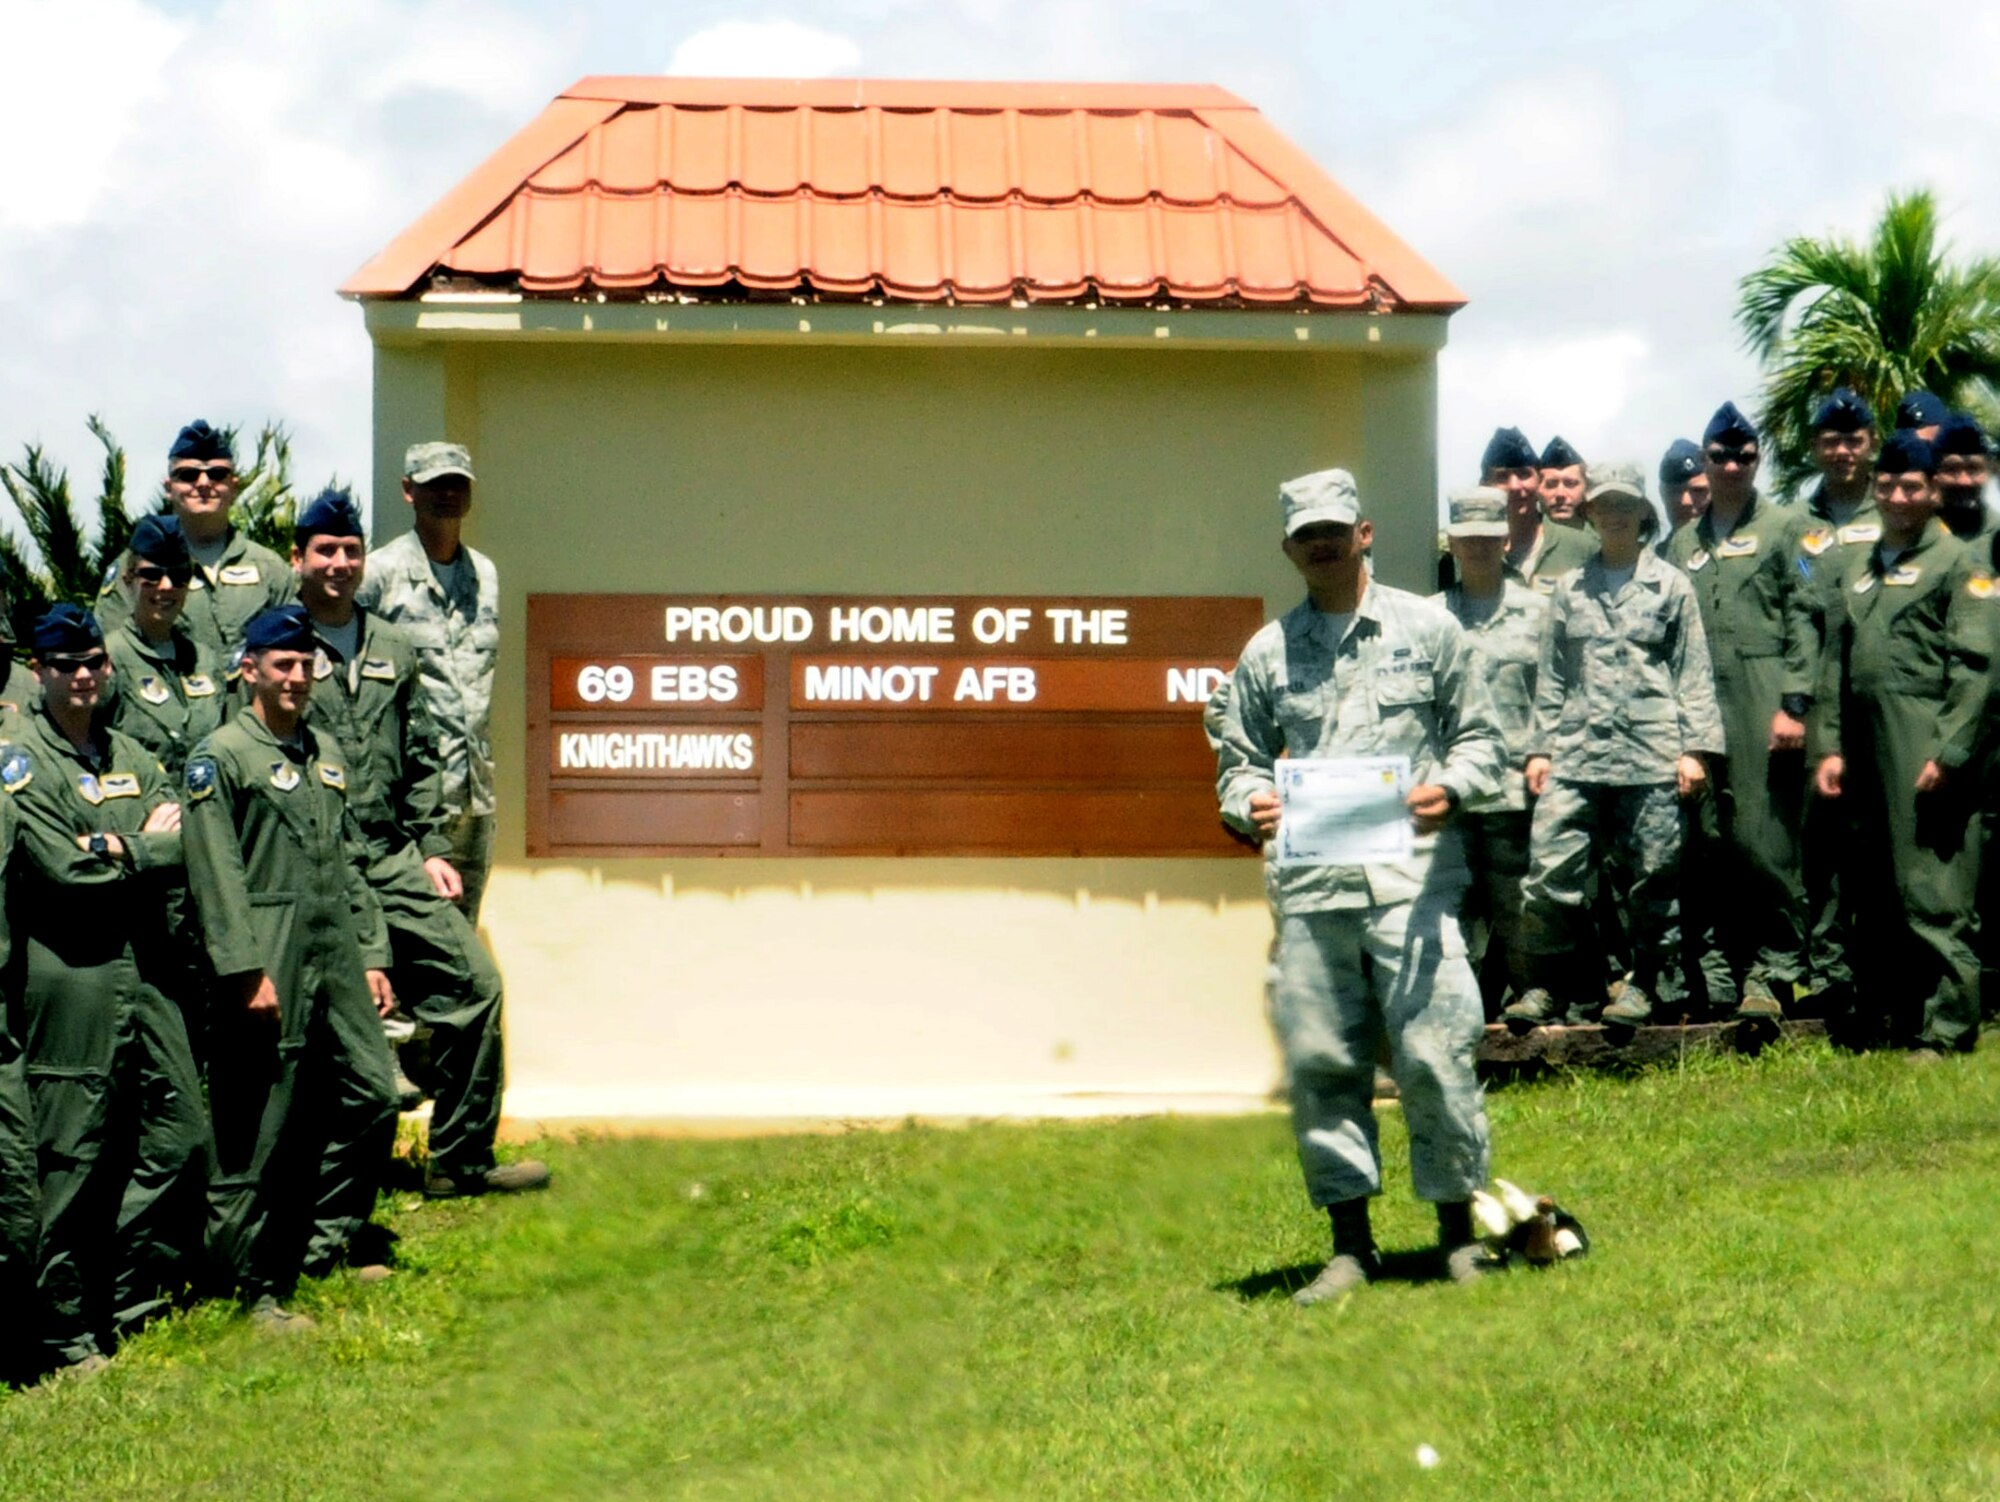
[304,610,504,1183]
[1792,490,1884,1004]
[0,655,37,735]
[2,709,204,1366]
[1666,493,1817,999]
[0,795,39,1384]
[181,713,398,1302]
[102,619,229,1063]
[97,527,296,660]
[1814,524,1998,1049]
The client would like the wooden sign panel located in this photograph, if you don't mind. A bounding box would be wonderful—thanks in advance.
[526,595,1265,857]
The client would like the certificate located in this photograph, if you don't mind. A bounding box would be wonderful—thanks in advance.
[1274,755,1413,866]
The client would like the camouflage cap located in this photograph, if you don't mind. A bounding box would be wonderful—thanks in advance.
[1279,468,1362,536]
[1445,486,1509,538]
[404,441,476,485]
[1584,461,1648,507]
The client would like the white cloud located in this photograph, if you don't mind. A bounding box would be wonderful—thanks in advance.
[0,0,189,230]
[1441,330,1653,453]
[667,18,863,77]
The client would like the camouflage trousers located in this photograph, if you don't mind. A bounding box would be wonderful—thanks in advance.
[1522,780,1683,1007]
[1269,896,1490,1206]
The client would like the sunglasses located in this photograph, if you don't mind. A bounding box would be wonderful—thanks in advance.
[169,464,234,484]
[1706,447,1757,467]
[44,652,108,675]
[134,564,193,587]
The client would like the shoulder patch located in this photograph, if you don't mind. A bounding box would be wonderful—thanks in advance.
[312,648,333,680]
[185,757,217,802]
[224,645,244,682]
[1800,529,1832,557]
[217,563,261,586]
[1,747,31,794]
[99,560,121,594]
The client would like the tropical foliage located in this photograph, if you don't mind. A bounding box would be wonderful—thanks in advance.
[1737,188,2000,495]
[0,419,322,643]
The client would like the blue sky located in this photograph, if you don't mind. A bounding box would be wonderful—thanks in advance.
[6,0,1999,520]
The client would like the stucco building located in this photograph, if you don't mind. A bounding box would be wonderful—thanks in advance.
[342,77,1464,1125]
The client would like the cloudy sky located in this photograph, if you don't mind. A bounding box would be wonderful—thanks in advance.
[7,0,2000,526]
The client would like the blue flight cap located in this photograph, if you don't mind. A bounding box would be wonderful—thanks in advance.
[168,419,233,463]
[1481,426,1538,472]
[241,604,318,654]
[1895,390,1948,429]
[1702,402,1759,448]
[32,603,103,656]
[1659,438,1702,491]
[1876,431,1937,475]
[1809,387,1873,433]
[293,486,365,545]
[1931,412,1988,459]
[1539,435,1584,470]
[128,514,192,571]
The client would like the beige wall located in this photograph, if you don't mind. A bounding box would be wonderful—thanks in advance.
[370,329,1444,1123]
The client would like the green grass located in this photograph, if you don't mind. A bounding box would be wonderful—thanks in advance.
[6,1041,1999,1501]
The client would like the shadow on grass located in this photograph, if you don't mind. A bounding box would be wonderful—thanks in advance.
[1215,1247,1446,1300]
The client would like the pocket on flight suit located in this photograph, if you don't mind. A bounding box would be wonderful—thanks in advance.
[246,896,307,1050]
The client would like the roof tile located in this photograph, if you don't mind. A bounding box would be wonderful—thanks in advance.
[343,78,1463,311]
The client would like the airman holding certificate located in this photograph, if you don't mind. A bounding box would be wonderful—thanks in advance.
[1215,468,1505,1303]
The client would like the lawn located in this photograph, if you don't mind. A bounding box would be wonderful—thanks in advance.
[4,1040,1997,1501]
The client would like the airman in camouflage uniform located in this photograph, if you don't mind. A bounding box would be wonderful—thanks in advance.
[1217,468,1505,1300]
[1507,465,1724,1028]
[293,490,543,1200]
[1812,434,1998,1052]
[181,605,400,1329]
[0,794,35,1385]
[355,442,500,924]
[1433,486,1549,1016]
[1665,403,1816,1019]
[5,606,204,1374]
[96,420,296,660]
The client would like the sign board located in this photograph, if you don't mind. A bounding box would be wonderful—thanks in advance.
[526,595,1264,857]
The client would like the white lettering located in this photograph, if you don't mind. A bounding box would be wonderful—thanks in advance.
[557,731,756,772]
[1166,666,1228,704]
[663,606,694,642]
[954,666,1036,702]
[801,664,940,702]
[1045,607,1129,646]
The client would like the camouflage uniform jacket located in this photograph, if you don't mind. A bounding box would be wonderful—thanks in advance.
[354,531,497,818]
[1434,578,1548,813]
[300,609,453,866]
[1529,549,1726,784]
[1216,581,1506,914]
[97,528,297,661]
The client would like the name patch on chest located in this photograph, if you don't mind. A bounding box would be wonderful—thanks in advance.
[1717,536,1760,559]
[217,564,261,586]
[360,658,397,682]
[269,761,302,792]
[1884,566,1922,587]
[100,771,141,799]
[1837,522,1882,546]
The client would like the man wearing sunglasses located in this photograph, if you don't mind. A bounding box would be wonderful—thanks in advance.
[3,605,203,1376]
[355,443,499,925]
[96,420,296,659]
[291,490,544,1201]
[1665,402,1816,1024]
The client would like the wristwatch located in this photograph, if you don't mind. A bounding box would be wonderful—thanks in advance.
[87,832,111,860]
[1780,693,1812,719]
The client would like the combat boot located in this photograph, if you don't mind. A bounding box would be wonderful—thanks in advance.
[424,1158,552,1199]
[1601,985,1654,1026]
[1292,1251,1378,1306]
[1502,987,1559,1033]
[247,1296,316,1335]
[1735,980,1784,1022]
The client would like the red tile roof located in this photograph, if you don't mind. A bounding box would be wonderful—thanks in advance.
[343,78,1462,313]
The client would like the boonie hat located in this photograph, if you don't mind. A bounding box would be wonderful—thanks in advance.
[1280,468,1362,536]
[1445,487,1509,538]
[1584,461,1649,506]
[404,442,476,485]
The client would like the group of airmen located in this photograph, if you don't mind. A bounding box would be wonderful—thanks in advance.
[0,420,542,1385]
[1215,387,1999,1304]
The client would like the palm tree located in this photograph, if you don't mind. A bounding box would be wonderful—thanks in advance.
[1736,188,2000,496]
[1,417,331,645]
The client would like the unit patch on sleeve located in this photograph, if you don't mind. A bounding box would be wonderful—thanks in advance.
[1,748,32,793]
[185,757,217,802]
